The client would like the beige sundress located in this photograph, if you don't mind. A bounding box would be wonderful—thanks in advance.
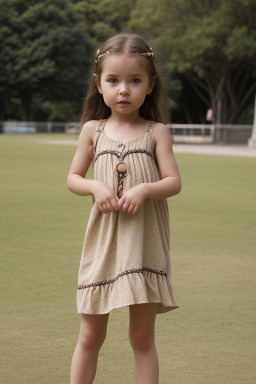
[76,119,179,314]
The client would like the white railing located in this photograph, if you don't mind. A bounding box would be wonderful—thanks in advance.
[0,121,80,134]
[167,124,252,144]
[1,121,253,144]
[168,124,215,143]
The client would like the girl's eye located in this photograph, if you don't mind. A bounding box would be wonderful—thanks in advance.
[108,78,117,84]
[131,78,140,84]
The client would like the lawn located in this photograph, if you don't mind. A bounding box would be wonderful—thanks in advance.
[1,134,255,384]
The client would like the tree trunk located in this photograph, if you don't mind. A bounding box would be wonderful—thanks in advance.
[0,103,5,121]
[186,67,256,124]
[20,94,31,121]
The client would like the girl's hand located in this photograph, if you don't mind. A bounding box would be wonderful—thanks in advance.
[117,184,148,215]
[92,180,119,213]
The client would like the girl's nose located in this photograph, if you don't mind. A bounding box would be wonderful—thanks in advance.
[119,84,129,96]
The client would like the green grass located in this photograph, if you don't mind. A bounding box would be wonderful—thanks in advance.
[1,134,255,384]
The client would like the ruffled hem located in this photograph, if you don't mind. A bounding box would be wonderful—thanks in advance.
[76,270,179,315]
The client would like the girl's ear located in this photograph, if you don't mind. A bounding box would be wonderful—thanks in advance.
[146,75,156,95]
[93,74,102,94]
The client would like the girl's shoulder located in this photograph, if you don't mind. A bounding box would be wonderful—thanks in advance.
[80,120,100,142]
[81,120,100,133]
[152,122,172,143]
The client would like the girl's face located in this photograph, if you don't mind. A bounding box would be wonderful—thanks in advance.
[95,54,154,118]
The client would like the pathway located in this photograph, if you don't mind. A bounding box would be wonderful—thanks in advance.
[38,139,256,158]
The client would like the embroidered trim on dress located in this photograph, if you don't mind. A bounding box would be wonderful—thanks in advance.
[78,268,167,290]
[94,119,155,154]
[94,150,120,162]
[94,149,156,164]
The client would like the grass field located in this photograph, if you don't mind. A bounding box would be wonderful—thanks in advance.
[1,134,255,384]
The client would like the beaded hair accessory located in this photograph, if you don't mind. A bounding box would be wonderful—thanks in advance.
[95,49,110,63]
[137,48,154,59]
[95,47,154,63]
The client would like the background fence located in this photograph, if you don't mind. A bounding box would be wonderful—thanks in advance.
[0,121,253,144]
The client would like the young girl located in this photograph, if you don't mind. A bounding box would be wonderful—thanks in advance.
[67,32,181,384]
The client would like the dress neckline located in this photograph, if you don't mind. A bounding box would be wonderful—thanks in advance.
[100,119,152,144]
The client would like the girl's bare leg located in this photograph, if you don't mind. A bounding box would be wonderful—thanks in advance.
[70,313,109,384]
[129,303,159,384]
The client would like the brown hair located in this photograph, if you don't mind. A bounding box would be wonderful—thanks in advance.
[80,33,169,126]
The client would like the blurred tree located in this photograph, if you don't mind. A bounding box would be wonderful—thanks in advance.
[0,0,90,121]
[98,0,136,32]
[128,0,256,123]
[31,98,78,122]
[2,0,254,124]
[72,0,106,46]
[72,0,136,44]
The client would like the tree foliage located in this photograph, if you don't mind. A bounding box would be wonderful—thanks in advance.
[1,0,255,123]
[0,0,90,120]
[128,0,256,123]
[73,0,136,43]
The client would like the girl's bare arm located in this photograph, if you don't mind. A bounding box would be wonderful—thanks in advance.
[67,121,119,212]
[144,122,181,199]
[67,120,97,196]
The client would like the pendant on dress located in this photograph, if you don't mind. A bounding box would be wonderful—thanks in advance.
[116,162,128,198]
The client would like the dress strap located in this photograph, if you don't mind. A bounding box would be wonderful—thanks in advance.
[96,119,107,132]
[145,120,155,133]
[94,119,106,156]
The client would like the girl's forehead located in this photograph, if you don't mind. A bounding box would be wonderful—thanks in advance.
[100,54,146,75]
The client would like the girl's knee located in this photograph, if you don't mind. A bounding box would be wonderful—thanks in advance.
[78,313,109,351]
[129,327,155,352]
[78,327,106,351]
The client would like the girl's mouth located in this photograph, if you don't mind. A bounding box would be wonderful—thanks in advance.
[118,100,130,104]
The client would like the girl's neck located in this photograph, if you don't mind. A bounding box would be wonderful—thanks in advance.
[106,111,145,126]
[104,113,148,142]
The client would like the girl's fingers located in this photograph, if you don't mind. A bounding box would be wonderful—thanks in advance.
[118,197,129,212]
[129,204,139,215]
[122,203,129,213]
[117,196,126,209]
[101,199,138,215]
[100,197,119,213]
[126,204,136,215]
[105,202,112,212]
[119,199,136,214]
[110,197,119,211]
[131,205,139,215]
[119,196,140,214]
[100,203,108,213]
[100,193,139,215]
[99,202,110,213]
[94,183,119,213]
